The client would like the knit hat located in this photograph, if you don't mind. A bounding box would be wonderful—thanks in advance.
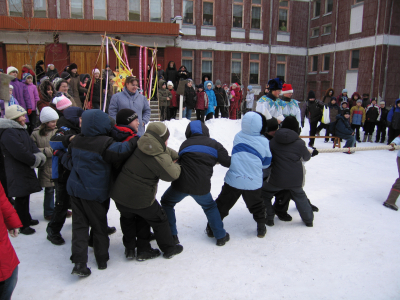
[7,67,18,75]
[331,97,337,102]
[5,105,26,120]
[146,122,170,144]
[342,101,348,107]
[9,85,13,90]
[157,64,162,68]
[267,78,283,91]
[371,98,377,103]
[266,117,279,132]
[167,81,174,87]
[380,101,386,105]
[222,84,228,89]
[308,90,316,99]
[207,82,212,86]
[53,94,68,105]
[281,83,293,95]
[47,64,54,68]
[342,89,347,93]
[40,76,50,84]
[215,79,222,86]
[356,99,362,104]
[40,106,59,123]
[343,109,350,115]
[53,77,64,90]
[56,96,72,111]
[93,68,100,74]
[247,85,253,91]
[281,116,299,133]
[69,63,78,71]
[22,73,33,80]
[116,108,138,125]
[197,84,204,89]
[61,72,70,80]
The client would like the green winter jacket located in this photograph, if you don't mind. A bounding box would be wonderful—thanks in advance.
[110,122,180,209]
[158,79,172,107]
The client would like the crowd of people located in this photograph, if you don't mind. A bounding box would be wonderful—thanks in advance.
[0,61,399,298]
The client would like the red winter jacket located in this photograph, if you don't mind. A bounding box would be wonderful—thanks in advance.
[0,183,22,282]
[169,89,179,108]
[195,91,208,110]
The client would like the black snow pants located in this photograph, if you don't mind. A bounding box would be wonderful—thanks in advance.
[47,181,69,235]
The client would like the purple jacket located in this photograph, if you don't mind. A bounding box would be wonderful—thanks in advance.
[10,78,31,122]
[26,83,40,111]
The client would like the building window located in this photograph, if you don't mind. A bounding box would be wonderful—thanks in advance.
[355,0,363,3]
[183,0,194,24]
[233,0,243,28]
[249,54,260,85]
[322,24,331,35]
[8,0,23,16]
[350,50,360,69]
[150,0,162,22]
[202,51,213,81]
[311,55,318,72]
[277,55,286,82]
[93,0,106,20]
[71,0,83,19]
[203,1,214,26]
[314,0,321,17]
[129,0,140,21]
[231,53,242,84]
[182,50,193,77]
[33,0,47,17]
[251,0,261,29]
[311,27,319,37]
[279,1,288,32]
[325,0,333,13]
[323,54,330,71]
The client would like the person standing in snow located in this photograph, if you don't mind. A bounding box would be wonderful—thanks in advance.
[214,80,228,118]
[363,98,381,142]
[244,85,254,114]
[256,78,283,121]
[167,81,179,119]
[276,83,301,128]
[8,67,32,127]
[338,89,349,105]
[322,88,334,106]
[183,79,196,120]
[204,81,217,121]
[387,99,400,144]
[350,99,366,143]
[195,84,208,122]
[215,112,271,238]
[325,97,341,143]
[303,90,324,147]
[23,73,40,133]
[161,120,231,246]
[383,137,400,211]
[375,101,388,143]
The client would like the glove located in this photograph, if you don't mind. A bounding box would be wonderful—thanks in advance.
[9,228,19,238]
[32,152,46,168]
[53,149,66,157]
[301,121,304,128]
[27,109,32,115]
[311,149,319,157]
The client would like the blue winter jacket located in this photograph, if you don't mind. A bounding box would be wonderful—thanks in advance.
[204,81,217,115]
[225,112,272,190]
[335,115,353,137]
[108,88,151,136]
[387,99,400,124]
[63,109,138,202]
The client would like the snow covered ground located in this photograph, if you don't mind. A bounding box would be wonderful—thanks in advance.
[10,118,400,300]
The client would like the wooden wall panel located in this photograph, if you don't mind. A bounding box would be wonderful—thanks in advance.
[5,44,45,76]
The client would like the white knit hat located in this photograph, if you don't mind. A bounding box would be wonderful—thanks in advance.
[40,107,59,123]
[7,66,18,75]
[53,94,68,105]
[5,105,26,120]
[93,68,100,74]
[167,81,173,86]
[9,85,13,90]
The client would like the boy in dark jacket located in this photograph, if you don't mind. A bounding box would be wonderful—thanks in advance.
[262,116,316,227]
[195,84,208,122]
[62,109,139,276]
[335,109,356,152]
[376,101,388,143]
[161,121,231,246]
[183,79,196,120]
[214,79,228,118]
[304,90,324,147]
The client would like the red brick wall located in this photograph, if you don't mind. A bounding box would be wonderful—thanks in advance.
[0,43,7,69]
[108,0,127,21]
[384,46,400,106]
[391,0,400,35]
[48,0,57,19]
[60,0,70,19]
[0,0,6,16]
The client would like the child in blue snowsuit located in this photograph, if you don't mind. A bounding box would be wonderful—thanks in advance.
[204,81,217,121]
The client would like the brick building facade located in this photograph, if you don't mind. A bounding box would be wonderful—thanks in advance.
[0,0,399,105]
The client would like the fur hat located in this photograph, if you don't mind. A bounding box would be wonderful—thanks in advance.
[116,108,138,126]
[267,78,283,91]
[40,107,59,123]
[281,83,293,95]
[215,79,222,86]
[7,67,18,75]
[22,73,33,81]
[167,81,174,87]
[69,63,78,70]
[56,97,72,111]
[5,105,26,120]
[281,116,299,133]
[61,72,70,80]
[308,90,316,99]
[48,64,54,68]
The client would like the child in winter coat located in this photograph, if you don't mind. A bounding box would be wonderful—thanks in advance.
[183,79,196,120]
[0,105,46,235]
[383,137,400,211]
[214,80,228,118]
[158,79,172,121]
[205,81,217,121]
[167,81,179,119]
[230,83,243,120]
[350,99,366,142]
[0,85,19,118]
[195,84,208,122]
[338,89,349,105]
[387,99,400,144]
[0,183,22,300]
[244,85,254,114]
[376,101,388,143]
[335,109,356,152]
[31,107,59,221]
[23,73,40,133]
[325,97,341,142]
[364,98,381,142]
[340,101,349,113]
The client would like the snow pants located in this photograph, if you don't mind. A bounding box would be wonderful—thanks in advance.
[261,182,314,224]
[375,122,387,142]
[364,121,376,135]
[115,201,176,254]
[384,157,400,206]
[351,124,362,141]
[47,181,70,235]
[215,183,267,224]
[70,196,109,264]
[14,195,32,229]
[196,109,205,122]
[215,106,228,118]
[273,190,313,215]
[308,120,319,146]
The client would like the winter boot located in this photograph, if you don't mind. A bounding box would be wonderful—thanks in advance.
[383,189,400,211]
[47,233,66,245]
[30,219,39,226]
[276,212,292,222]
[216,233,230,246]
[367,134,372,142]
[136,248,161,261]
[97,261,107,270]
[20,226,36,235]
[125,248,135,259]
[304,222,313,227]
[383,202,398,211]
[71,263,91,277]
[163,244,183,259]
[266,219,274,227]
[172,235,180,245]
[310,204,319,212]
[257,224,267,238]
[205,223,214,238]
[362,134,367,142]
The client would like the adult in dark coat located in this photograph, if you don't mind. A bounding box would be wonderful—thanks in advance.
[262,116,315,226]
[35,60,46,82]
[157,64,165,80]
[0,106,45,235]
[176,65,190,84]
[183,80,196,120]
[214,79,228,118]
[161,121,231,245]
[361,93,370,109]
[304,90,324,147]
[165,61,178,89]
[45,64,60,82]
[376,101,388,143]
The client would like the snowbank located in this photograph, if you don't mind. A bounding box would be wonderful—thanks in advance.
[9,118,400,299]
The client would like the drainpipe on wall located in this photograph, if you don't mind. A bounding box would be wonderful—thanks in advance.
[267,0,273,80]
[370,0,381,98]
[382,0,394,102]
[303,0,311,102]
[172,16,183,48]
[377,0,389,99]
[332,0,339,88]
